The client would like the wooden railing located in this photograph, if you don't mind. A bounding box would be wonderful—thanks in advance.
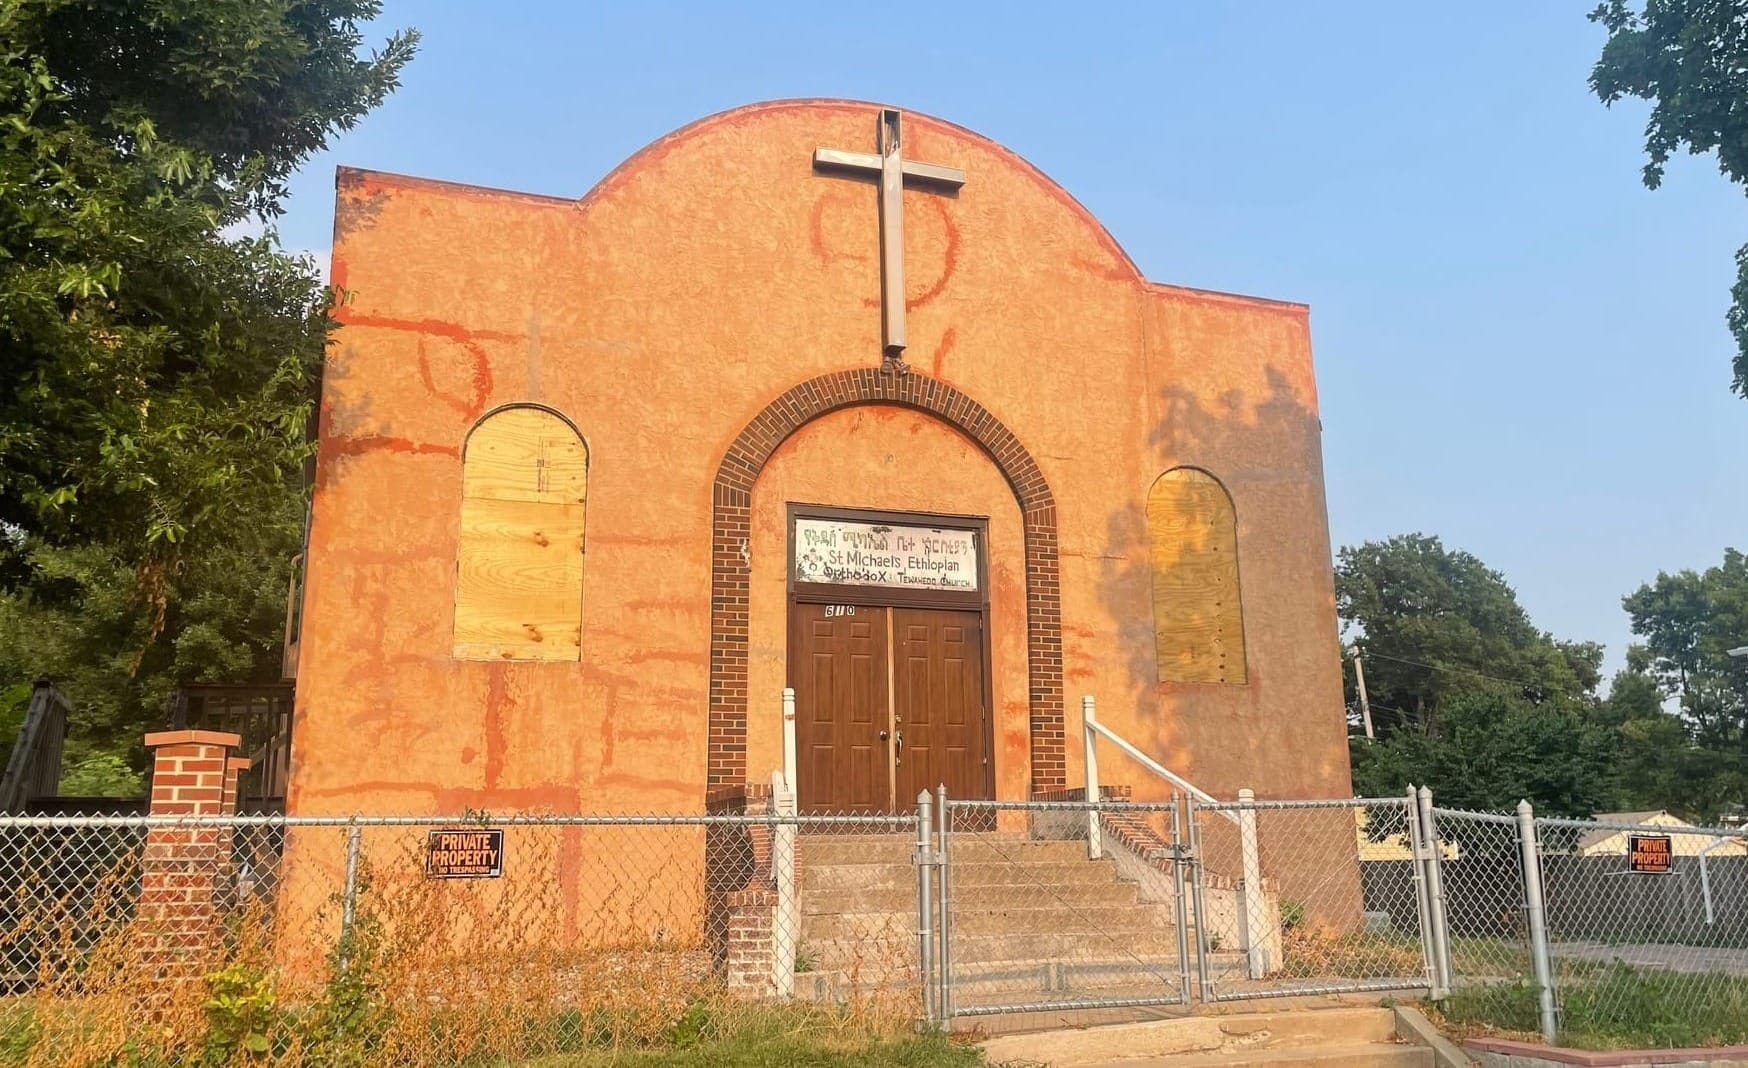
[0,682,69,812]
[169,683,294,813]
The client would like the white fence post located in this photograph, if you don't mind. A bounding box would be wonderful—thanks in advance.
[772,688,800,999]
[781,687,798,799]
[915,790,936,1025]
[771,769,797,998]
[1082,695,1101,860]
[1238,787,1268,978]
[1700,835,1728,926]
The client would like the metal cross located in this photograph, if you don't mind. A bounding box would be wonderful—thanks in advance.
[814,109,965,372]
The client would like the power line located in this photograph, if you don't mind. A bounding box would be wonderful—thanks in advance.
[1361,651,1580,697]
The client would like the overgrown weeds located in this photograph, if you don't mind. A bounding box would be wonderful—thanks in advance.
[1278,926,1423,979]
[0,829,922,1066]
[521,1021,985,1067]
[1434,963,1748,1051]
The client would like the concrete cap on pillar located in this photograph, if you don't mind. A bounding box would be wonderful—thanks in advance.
[143,729,244,749]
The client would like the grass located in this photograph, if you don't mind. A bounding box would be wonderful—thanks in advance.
[523,1028,987,1067]
[1278,928,1424,980]
[0,996,989,1068]
[1434,962,1748,1051]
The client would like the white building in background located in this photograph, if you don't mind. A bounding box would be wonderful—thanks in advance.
[1576,811,1747,858]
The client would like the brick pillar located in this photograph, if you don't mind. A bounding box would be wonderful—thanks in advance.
[138,730,245,977]
[704,783,779,994]
[722,887,778,995]
[221,755,251,815]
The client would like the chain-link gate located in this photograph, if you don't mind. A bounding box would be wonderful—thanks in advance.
[920,791,1439,1019]
[1184,794,1435,1003]
[929,796,1193,1019]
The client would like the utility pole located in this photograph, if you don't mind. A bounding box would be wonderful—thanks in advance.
[1353,649,1375,741]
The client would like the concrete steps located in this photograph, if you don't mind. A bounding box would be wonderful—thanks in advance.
[802,857,1132,891]
[979,1006,1434,1068]
[1129,1043,1431,1067]
[795,831,1193,998]
[798,834,1091,866]
[803,903,1174,942]
[804,877,1141,909]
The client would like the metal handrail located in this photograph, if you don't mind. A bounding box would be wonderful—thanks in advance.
[1081,695,1240,855]
[1080,694,1273,983]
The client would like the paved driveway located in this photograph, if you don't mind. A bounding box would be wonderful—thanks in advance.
[1553,939,1748,976]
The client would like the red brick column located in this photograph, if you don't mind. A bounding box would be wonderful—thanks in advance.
[704,783,779,994]
[138,730,246,975]
[722,886,778,995]
[222,754,251,815]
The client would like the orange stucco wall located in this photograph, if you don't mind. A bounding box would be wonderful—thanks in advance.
[291,99,1351,818]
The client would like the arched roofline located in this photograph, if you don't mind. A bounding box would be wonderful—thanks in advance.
[576,97,1143,282]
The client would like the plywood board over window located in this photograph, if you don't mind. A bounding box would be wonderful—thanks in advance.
[1147,467,1246,684]
[453,406,588,661]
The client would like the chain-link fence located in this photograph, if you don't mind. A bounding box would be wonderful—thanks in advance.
[28,790,1739,1057]
[1188,795,1432,1002]
[0,808,916,1067]
[1428,807,1538,1034]
[1433,805,1748,1050]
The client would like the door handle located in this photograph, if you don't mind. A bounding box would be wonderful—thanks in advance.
[879,729,890,741]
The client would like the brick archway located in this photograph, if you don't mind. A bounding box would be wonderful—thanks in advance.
[707,368,1064,796]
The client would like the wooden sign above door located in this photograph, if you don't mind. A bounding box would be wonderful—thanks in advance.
[792,516,979,592]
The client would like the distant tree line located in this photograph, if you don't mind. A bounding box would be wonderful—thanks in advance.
[1343,534,1748,821]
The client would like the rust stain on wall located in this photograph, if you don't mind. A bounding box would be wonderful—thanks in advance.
[326,435,459,459]
[808,188,871,264]
[415,335,494,421]
[929,326,958,378]
[483,664,513,791]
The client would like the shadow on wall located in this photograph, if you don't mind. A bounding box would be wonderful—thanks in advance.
[1092,364,1356,922]
[1094,364,1322,781]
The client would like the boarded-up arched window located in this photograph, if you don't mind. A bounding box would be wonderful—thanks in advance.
[1147,467,1246,684]
[453,406,588,661]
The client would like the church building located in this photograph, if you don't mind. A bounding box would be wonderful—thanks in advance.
[287,99,1352,817]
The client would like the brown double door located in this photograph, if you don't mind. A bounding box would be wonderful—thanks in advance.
[790,603,991,813]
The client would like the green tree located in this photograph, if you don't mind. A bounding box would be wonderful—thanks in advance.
[1590,0,1748,398]
[0,2,415,786]
[1594,648,1742,821]
[1336,534,1602,735]
[1350,690,1616,817]
[1608,552,1748,818]
[1340,534,1748,819]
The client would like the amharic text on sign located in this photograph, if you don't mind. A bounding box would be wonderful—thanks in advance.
[793,517,978,592]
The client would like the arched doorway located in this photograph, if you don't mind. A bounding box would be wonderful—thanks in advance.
[706,369,1064,799]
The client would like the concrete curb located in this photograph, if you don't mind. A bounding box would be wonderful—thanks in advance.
[977,1006,1399,1066]
[1393,1005,1476,1067]
[1464,1037,1748,1067]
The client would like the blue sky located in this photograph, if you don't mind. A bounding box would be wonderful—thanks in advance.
[275,2,1748,679]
